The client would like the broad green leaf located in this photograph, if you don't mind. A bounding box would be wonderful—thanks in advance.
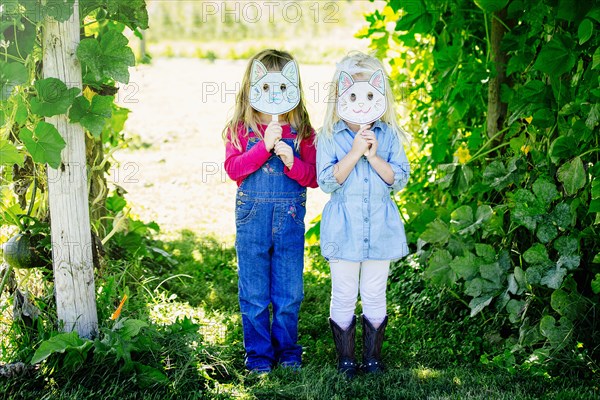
[77,30,136,84]
[135,363,168,388]
[31,331,90,364]
[551,202,572,229]
[511,189,543,231]
[469,295,494,317]
[551,289,584,321]
[0,139,23,166]
[578,18,593,45]
[421,219,450,244]
[19,122,66,169]
[539,315,573,349]
[592,179,600,199]
[0,62,28,101]
[68,94,114,136]
[523,243,551,266]
[514,267,527,290]
[424,249,455,286]
[30,78,80,117]
[536,221,557,244]
[533,35,576,77]
[475,243,495,263]
[106,0,150,30]
[449,253,478,280]
[532,177,559,204]
[15,95,28,125]
[586,104,600,130]
[557,255,580,270]
[483,160,513,190]
[540,266,567,289]
[3,18,36,59]
[557,157,586,196]
[18,0,75,22]
[592,274,600,294]
[593,47,600,70]
[450,205,473,229]
[480,262,505,285]
[553,235,578,255]
[506,299,525,323]
[106,194,127,213]
[549,136,578,164]
[474,0,509,13]
[113,318,148,341]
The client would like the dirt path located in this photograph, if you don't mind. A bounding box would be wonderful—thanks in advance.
[113,58,332,240]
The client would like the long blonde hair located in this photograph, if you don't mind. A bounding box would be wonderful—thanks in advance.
[318,51,410,144]
[223,49,312,150]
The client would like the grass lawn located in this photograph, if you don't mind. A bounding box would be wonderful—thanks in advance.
[2,231,596,399]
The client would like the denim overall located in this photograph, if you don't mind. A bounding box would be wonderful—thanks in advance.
[235,127,307,370]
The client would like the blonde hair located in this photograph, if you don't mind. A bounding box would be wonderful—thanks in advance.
[223,49,312,150]
[318,51,410,144]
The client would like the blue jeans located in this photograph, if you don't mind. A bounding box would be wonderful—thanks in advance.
[235,133,307,370]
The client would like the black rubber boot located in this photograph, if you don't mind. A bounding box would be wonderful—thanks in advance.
[329,316,358,379]
[361,315,388,374]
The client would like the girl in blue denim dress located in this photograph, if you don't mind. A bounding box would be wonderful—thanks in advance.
[223,49,318,374]
[316,52,411,377]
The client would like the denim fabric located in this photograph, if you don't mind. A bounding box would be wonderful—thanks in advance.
[317,120,410,262]
[235,128,306,370]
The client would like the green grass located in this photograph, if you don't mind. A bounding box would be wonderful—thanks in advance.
[1,231,598,399]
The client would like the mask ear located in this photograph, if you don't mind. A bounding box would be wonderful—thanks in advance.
[338,71,354,96]
[369,69,385,95]
[251,60,268,85]
[281,60,299,85]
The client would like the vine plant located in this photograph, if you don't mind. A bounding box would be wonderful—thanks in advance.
[360,0,600,373]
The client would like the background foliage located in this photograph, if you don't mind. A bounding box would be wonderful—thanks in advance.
[358,0,600,375]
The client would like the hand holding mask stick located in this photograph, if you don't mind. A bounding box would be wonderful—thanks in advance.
[249,59,300,151]
[336,69,387,157]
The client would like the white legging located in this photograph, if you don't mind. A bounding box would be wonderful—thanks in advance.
[329,259,391,330]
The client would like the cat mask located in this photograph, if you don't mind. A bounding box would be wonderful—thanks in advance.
[336,69,387,125]
[249,59,300,117]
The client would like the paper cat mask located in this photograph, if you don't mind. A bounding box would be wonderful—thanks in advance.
[337,69,387,125]
[249,59,300,116]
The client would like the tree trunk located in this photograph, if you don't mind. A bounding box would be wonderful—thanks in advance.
[43,0,98,338]
[487,9,508,139]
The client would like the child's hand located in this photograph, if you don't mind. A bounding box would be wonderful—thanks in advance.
[274,141,294,169]
[361,130,378,160]
[350,125,370,157]
[264,121,283,151]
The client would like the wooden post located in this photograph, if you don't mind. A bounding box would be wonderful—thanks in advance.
[43,0,98,338]
[486,8,508,139]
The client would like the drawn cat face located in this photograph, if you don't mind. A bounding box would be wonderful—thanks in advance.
[249,59,300,116]
[336,69,387,125]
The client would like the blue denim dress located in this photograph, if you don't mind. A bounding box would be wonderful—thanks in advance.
[317,120,410,262]
[235,127,306,370]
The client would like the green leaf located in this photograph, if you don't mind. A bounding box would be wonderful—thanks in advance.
[106,0,150,30]
[553,236,578,256]
[551,202,572,229]
[592,274,600,294]
[421,219,450,244]
[578,19,593,45]
[536,221,557,244]
[68,95,114,136]
[106,194,127,213]
[19,0,75,22]
[506,299,525,323]
[483,160,511,190]
[541,266,567,289]
[523,243,551,266]
[0,139,23,166]
[593,47,600,70]
[539,315,573,349]
[480,262,505,285]
[19,122,66,169]
[475,244,496,263]
[135,363,168,388]
[557,255,580,270]
[113,318,148,341]
[3,18,36,59]
[451,205,473,230]
[514,267,527,290]
[469,295,494,317]
[557,157,586,196]
[511,189,544,231]
[549,136,578,164]
[449,253,478,280]
[551,289,584,321]
[31,331,90,364]
[474,0,509,13]
[533,35,576,77]
[0,62,28,101]
[424,249,455,286]
[533,177,559,205]
[77,30,136,84]
[30,78,80,117]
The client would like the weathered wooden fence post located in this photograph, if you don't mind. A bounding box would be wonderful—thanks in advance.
[43,0,98,338]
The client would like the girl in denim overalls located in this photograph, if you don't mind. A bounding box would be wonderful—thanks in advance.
[316,52,411,377]
[223,50,317,373]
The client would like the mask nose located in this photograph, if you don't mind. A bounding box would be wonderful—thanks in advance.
[358,103,364,108]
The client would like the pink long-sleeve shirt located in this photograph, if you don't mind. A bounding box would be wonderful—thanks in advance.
[225,122,318,188]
